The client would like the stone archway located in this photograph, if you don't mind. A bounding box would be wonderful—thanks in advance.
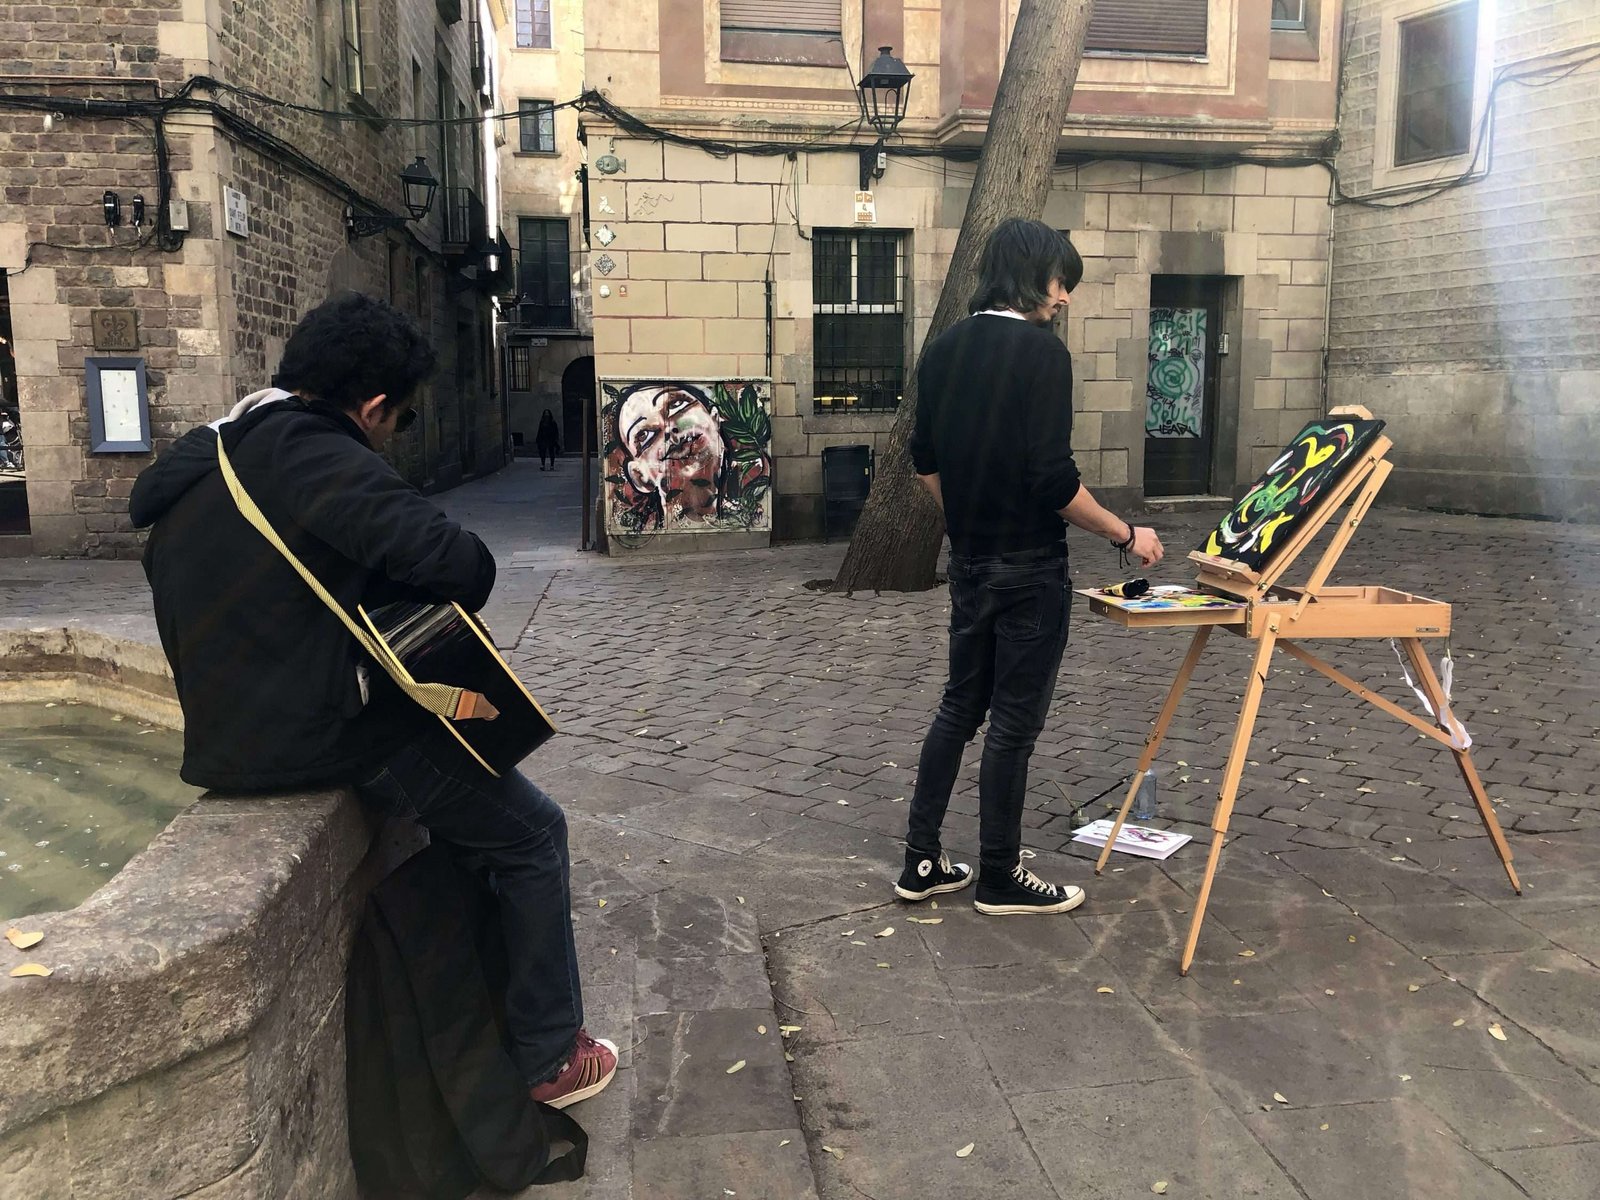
[560,356,595,455]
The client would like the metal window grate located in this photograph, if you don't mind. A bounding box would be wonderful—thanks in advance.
[517,217,572,329]
[508,344,532,392]
[812,229,906,412]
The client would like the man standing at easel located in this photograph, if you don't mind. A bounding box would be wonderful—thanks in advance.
[893,219,1164,915]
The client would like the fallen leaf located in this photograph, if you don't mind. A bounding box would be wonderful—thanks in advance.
[779,1139,791,1147]
[1096,986,1116,994]
[1152,1183,1169,1195]
[726,1060,746,1074]
[1348,935,1357,943]
[1325,989,1336,996]
[1238,949,1256,958]
[1273,1092,1289,1104]
[1390,855,1406,862]
[841,930,856,937]
[955,1142,975,1159]
[8,963,51,978]
[737,896,745,905]
[1407,984,1421,993]
[907,916,943,925]
[1452,1018,1466,1027]
[757,1025,767,1035]
[780,1025,802,1034]
[4,928,43,951]
[874,926,895,938]
[1320,1122,1330,1131]
[1489,1023,1508,1042]
[597,899,607,908]
[821,1145,844,1159]
[850,940,867,946]
[876,962,890,968]
[1399,1074,1412,1082]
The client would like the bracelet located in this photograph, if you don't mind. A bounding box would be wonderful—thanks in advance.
[1112,521,1136,552]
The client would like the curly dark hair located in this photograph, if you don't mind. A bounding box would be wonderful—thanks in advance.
[272,292,437,414]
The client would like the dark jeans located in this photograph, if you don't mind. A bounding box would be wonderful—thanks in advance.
[356,726,582,1086]
[538,447,558,468]
[906,548,1072,876]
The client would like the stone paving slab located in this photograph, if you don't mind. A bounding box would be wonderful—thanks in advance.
[8,470,1600,1199]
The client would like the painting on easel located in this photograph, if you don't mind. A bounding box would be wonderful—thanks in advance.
[1200,417,1386,570]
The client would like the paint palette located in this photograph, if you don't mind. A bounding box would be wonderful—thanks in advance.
[1075,585,1248,629]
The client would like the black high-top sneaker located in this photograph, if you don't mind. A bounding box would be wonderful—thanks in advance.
[974,862,1086,915]
[894,847,974,901]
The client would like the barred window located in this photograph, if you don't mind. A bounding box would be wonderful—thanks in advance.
[519,100,555,153]
[1395,3,1477,166]
[518,217,572,329]
[515,0,552,48]
[813,230,905,413]
[508,344,532,392]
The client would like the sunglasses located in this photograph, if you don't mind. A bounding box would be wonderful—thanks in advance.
[394,407,418,434]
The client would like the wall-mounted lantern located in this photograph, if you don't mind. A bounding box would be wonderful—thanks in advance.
[345,157,441,240]
[858,46,913,191]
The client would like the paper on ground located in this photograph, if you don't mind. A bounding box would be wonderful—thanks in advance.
[1070,819,1192,860]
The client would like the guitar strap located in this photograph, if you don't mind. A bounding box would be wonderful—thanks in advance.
[216,438,482,723]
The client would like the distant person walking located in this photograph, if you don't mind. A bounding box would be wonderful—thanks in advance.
[536,408,561,470]
[893,219,1164,916]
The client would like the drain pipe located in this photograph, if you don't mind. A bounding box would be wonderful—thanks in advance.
[765,269,774,379]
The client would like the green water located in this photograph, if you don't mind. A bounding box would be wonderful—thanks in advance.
[0,702,200,919]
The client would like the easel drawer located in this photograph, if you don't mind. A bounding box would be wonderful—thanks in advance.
[1247,587,1453,639]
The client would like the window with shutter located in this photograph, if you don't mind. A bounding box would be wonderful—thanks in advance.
[1086,0,1207,57]
[518,218,572,330]
[720,0,840,35]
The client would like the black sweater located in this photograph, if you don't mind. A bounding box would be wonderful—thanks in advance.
[131,397,496,792]
[909,314,1082,557]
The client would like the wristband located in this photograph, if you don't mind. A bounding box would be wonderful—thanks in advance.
[1113,522,1136,552]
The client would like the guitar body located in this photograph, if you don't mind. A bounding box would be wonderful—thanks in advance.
[358,600,556,777]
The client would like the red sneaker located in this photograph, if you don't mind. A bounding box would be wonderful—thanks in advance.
[528,1030,618,1109]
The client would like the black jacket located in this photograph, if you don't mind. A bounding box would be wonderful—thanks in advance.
[130,393,496,792]
[909,314,1082,557]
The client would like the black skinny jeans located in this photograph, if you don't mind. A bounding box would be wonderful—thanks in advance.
[906,549,1071,877]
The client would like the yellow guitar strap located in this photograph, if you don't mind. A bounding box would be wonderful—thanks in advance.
[216,438,469,721]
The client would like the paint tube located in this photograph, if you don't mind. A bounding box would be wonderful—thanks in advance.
[1102,578,1150,599]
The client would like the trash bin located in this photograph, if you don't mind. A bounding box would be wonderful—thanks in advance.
[820,444,874,542]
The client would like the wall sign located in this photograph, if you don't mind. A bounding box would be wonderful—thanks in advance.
[853,191,877,224]
[224,186,250,237]
[90,309,139,351]
[85,357,152,453]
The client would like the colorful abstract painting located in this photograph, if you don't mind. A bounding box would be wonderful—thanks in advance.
[1199,417,1386,570]
[1146,307,1206,438]
[600,378,773,536]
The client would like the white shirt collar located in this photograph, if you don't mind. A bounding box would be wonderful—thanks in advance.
[976,309,1028,321]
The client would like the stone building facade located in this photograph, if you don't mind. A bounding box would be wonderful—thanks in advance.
[1328,1,1600,521]
[572,0,1346,549]
[0,0,506,557]
[491,0,595,461]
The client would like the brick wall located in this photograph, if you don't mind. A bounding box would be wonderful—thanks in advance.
[0,0,503,556]
[1329,1,1600,520]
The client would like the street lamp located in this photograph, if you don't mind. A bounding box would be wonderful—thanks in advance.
[857,45,913,190]
[345,157,441,239]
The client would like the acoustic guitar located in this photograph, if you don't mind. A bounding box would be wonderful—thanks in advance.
[358,600,557,778]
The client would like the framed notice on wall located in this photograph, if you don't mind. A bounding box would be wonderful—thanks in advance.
[85,357,152,453]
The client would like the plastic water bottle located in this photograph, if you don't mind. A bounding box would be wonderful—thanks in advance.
[1132,769,1158,822]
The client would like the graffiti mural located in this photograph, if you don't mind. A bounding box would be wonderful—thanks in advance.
[1199,417,1387,570]
[1145,307,1206,438]
[600,378,773,536]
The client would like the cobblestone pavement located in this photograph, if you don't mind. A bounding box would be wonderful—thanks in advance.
[4,469,1599,1198]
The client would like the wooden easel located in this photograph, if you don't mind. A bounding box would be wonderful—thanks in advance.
[1081,407,1520,975]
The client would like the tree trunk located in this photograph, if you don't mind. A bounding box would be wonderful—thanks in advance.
[830,0,1096,593]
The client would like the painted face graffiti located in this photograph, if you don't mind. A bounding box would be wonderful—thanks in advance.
[618,384,725,520]
[1200,418,1386,570]
[601,379,774,536]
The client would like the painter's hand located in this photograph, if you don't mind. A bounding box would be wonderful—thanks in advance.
[1131,526,1164,567]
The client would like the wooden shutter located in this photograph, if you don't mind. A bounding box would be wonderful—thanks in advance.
[721,0,840,34]
[1086,0,1207,56]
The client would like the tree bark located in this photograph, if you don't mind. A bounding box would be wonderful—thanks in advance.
[830,0,1096,593]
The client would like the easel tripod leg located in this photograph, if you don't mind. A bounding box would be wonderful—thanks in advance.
[1180,624,1278,975]
[1399,639,1521,895]
[1096,626,1213,875]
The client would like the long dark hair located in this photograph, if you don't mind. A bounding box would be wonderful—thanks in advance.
[968,219,1083,315]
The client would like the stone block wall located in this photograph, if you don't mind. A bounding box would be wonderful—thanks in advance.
[587,135,1336,542]
[1329,2,1600,520]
